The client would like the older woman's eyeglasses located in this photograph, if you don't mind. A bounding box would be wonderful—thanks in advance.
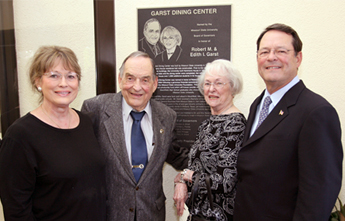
[257,48,291,58]
[204,81,229,89]
[44,71,78,82]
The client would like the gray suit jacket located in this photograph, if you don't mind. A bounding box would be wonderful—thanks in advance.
[81,92,188,221]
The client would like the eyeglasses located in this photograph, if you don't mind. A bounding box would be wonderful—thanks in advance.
[44,71,78,82]
[257,48,292,58]
[162,36,176,41]
[204,82,229,89]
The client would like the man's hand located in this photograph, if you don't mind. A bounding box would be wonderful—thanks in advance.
[173,183,188,216]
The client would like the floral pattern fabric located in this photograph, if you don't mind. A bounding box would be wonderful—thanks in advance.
[188,112,246,221]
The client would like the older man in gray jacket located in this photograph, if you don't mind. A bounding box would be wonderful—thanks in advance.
[82,51,188,221]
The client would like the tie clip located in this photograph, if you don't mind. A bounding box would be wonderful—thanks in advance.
[132,164,144,169]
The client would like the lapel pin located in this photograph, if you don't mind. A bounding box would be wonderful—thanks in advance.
[160,129,164,134]
[279,110,284,115]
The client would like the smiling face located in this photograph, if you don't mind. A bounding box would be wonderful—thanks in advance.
[257,30,302,94]
[161,31,177,50]
[118,56,158,112]
[36,59,79,109]
[203,71,233,115]
[144,21,161,45]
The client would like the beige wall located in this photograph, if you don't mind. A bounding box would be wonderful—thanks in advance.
[13,0,97,116]
[1,0,344,220]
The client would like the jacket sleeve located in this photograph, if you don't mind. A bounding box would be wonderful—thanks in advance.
[81,98,100,136]
[293,104,343,220]
[165,110,189,170]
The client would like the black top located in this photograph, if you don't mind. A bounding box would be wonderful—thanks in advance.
[188,113,246,221]
[154,45,183,64]
[0,110,106,221]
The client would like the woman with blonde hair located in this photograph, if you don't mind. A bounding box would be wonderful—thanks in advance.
[155,26,183,63]
[0,46,106,220]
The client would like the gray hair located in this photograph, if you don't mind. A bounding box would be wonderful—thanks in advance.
[119,51,156,78]
[143,18,161,33]
[197,59,243,96]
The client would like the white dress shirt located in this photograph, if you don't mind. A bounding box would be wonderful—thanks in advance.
[122,98,154,165]
[250,76,300,137]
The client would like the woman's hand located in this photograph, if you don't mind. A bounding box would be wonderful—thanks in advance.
[173,182,188,216]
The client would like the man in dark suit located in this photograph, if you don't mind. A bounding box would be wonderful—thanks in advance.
[81,51,188,220]
[139,18,165,59]
[234,23,343,221]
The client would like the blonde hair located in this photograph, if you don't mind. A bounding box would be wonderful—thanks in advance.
[29,46,81,102]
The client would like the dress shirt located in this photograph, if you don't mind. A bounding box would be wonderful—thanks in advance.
[250,76,300,137]
[122,98,154,165]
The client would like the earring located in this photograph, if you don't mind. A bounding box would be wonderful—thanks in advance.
[38,86,42,91]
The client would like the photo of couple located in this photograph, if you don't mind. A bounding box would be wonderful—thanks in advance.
[139,18,183,64]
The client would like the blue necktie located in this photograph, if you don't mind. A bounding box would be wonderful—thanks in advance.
[256,96,272,129]
[130,111,148,182]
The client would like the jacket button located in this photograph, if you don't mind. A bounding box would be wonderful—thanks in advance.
[129,208,134,212]
[136,186,139,191]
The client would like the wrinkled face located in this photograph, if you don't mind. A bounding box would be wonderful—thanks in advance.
[257,30,302,94]
[203,71,233,114]
[119,56,158,112]
[36,59,79,108]
[161,32,177,50]
[144,21,160,45]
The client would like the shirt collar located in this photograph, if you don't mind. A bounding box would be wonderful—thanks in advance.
[122,97,152,122]
[264,75,300,106]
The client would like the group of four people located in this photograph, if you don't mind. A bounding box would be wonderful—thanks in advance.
[0,23,342,221]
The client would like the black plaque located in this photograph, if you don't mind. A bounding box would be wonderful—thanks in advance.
[138,5,231,148]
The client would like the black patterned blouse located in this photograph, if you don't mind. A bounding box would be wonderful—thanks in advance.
[187,112,246,221]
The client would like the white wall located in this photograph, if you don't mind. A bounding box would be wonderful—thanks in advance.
[2,0,344,221]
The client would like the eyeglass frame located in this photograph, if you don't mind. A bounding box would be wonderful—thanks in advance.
[43,71,79,82]
[203,81,230,89]
[257,47,292,58]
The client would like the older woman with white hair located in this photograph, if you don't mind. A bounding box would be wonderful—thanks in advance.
[173,59,246,221]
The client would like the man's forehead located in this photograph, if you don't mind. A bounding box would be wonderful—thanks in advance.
[125,56,152,67]
[259,30,293,48]
[124,72,152,78]
[123,57,154,76]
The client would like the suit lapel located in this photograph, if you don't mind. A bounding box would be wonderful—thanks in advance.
[139,100,166,183]
[244,81,306,147]
[243,91,264,142]
[103,93,135,181]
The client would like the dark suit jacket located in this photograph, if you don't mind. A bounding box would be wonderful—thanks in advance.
[234,81,343,221]
[81,92,188,221]
[139,37,165,59]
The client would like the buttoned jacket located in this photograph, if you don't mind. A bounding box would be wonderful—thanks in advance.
[139,37,164,59]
